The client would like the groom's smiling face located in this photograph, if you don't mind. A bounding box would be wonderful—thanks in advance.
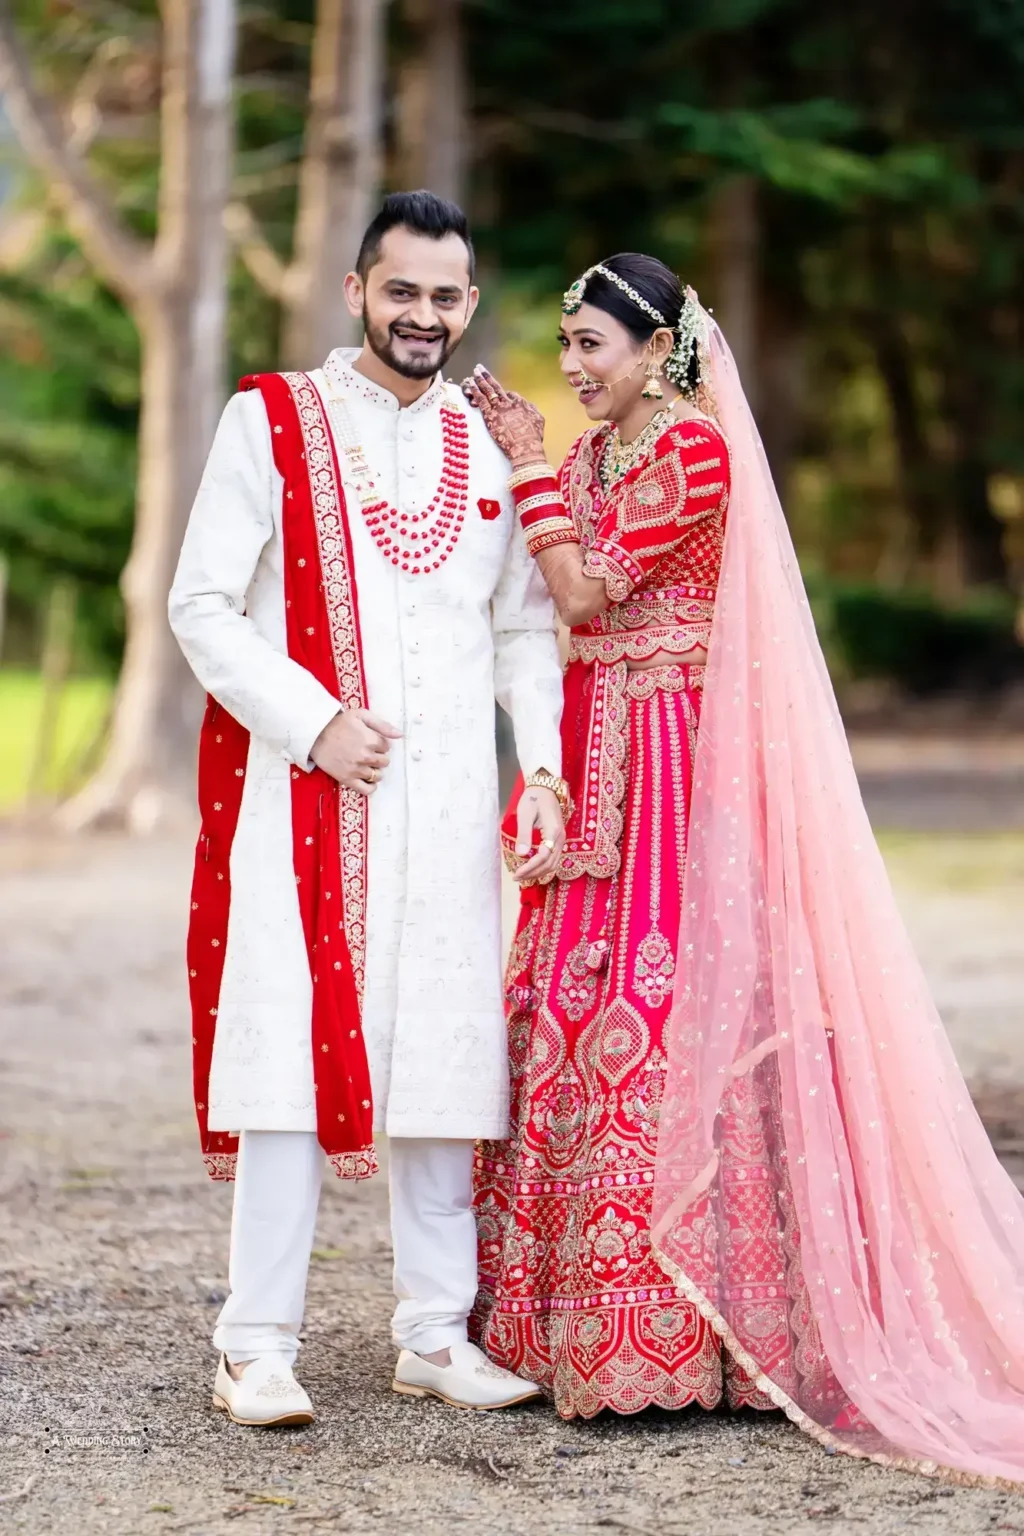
[348,226,478,381]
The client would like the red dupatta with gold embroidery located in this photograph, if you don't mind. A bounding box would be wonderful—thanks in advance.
[186,371,377,1182]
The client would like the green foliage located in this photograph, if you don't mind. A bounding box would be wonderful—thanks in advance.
[815,581,1022,696]
[0,245,139,667]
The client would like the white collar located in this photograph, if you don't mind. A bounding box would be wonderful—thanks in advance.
[322,347,448,416]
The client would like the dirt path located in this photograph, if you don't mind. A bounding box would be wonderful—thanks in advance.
[2,815,1023,1536]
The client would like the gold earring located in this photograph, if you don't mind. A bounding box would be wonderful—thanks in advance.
[641,359,664,400]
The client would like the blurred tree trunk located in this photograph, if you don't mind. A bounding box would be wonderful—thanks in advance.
[871,316,934,576]
[949,435,1007,590]
[395,0,466,203]
[393,0,497,371]
[0,0,237,830]
[756,280,803,507]
[864,216,937,585]
[227,0,386,368]
[941,357,1008,592]
[709,175,759,419]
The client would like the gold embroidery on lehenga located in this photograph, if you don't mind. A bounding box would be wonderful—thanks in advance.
[581,1204,648,1281]
[634,930,676,1008]
[597,997,651,1087]
[632,694,676,1008]
[557,659,630,882]
[556,941,600,1023]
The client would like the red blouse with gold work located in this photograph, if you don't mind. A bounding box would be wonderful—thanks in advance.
[557,413,731,880]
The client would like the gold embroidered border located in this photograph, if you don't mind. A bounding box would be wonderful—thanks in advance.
[559,659,629,882]
[585,590,716,635]
[650,1236,1021,1490]
[328,1146,380,1180]
[623,664,706,700]
[202,1152,238,1181]
[580,546,635,605]
[570,625,712,666]
[283,370,369,1004]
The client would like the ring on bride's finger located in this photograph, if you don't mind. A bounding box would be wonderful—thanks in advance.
[541,837,556,851]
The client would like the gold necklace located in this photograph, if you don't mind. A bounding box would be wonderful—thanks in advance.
[599,406,677,491]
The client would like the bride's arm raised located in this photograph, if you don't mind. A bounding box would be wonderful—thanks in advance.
[462,367,608,628]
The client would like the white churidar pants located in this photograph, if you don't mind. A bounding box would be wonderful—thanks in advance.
[212,1132,478,1364]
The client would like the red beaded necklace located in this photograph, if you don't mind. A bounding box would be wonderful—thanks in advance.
[329,391,470,574]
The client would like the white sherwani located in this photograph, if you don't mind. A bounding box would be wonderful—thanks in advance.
[169,349,562,1140]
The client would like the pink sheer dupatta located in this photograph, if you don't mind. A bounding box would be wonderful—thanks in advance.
[652,316,1024,1483]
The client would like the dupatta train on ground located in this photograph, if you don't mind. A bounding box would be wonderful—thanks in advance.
[652,314,1024,1483]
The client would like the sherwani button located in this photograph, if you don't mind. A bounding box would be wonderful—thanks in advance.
[411,748,423,762]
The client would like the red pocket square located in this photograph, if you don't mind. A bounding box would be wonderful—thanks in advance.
[478,497,502,521]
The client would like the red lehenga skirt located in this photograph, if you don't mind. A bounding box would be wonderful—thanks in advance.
[473,663,841,1420]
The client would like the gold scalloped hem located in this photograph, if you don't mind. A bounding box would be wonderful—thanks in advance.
[569,624,712,667]
[549,1357,725,1422]
[623,665,706,701]
[651,1240,1024,1492]
[328,1145,379,1180]
[202,1152,238,1181]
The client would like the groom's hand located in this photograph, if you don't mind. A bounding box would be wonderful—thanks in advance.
[311,708,402,795]
[512,786,565,883]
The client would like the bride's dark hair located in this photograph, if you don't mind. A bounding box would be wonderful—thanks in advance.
[581,253,700,394]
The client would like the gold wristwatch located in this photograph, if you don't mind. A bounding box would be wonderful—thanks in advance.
[524,768,573,824]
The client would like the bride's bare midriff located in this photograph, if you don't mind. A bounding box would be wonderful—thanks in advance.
[626,646,707,672]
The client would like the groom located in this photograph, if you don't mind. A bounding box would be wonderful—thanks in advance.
[169,191,568,1424]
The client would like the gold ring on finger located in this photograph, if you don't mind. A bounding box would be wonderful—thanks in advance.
[541,837,556,851]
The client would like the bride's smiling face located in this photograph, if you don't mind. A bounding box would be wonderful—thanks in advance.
[558,300,673,423]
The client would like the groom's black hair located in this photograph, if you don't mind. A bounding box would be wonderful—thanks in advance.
[356,190,476,282]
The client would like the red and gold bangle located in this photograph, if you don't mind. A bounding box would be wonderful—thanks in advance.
[516,491,564,518]
[508,461,556,491]
[517,493,576,552]
[508,462,577,556]
[525,520,578,557]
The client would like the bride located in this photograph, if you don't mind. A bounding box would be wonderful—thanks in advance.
[462,253,1024,1483]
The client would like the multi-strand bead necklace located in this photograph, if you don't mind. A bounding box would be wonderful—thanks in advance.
[326,389,470,574]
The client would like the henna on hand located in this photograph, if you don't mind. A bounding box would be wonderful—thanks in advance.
[462,365,546,466]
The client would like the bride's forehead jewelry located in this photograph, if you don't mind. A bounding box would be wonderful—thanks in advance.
[562,264,668,326]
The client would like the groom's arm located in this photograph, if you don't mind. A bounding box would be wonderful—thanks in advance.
[168,390,341,768]
[491,511,564,780]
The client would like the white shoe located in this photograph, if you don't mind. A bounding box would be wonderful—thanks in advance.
[212,1353,315,1427]
[392,1341,542,1411]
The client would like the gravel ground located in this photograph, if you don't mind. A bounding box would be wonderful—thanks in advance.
[2,751,1024,1536]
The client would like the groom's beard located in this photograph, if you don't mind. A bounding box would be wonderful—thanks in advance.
[363,308,460,380]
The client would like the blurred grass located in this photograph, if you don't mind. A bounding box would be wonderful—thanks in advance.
[876,830,1024,895]
[0,668,113,810]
